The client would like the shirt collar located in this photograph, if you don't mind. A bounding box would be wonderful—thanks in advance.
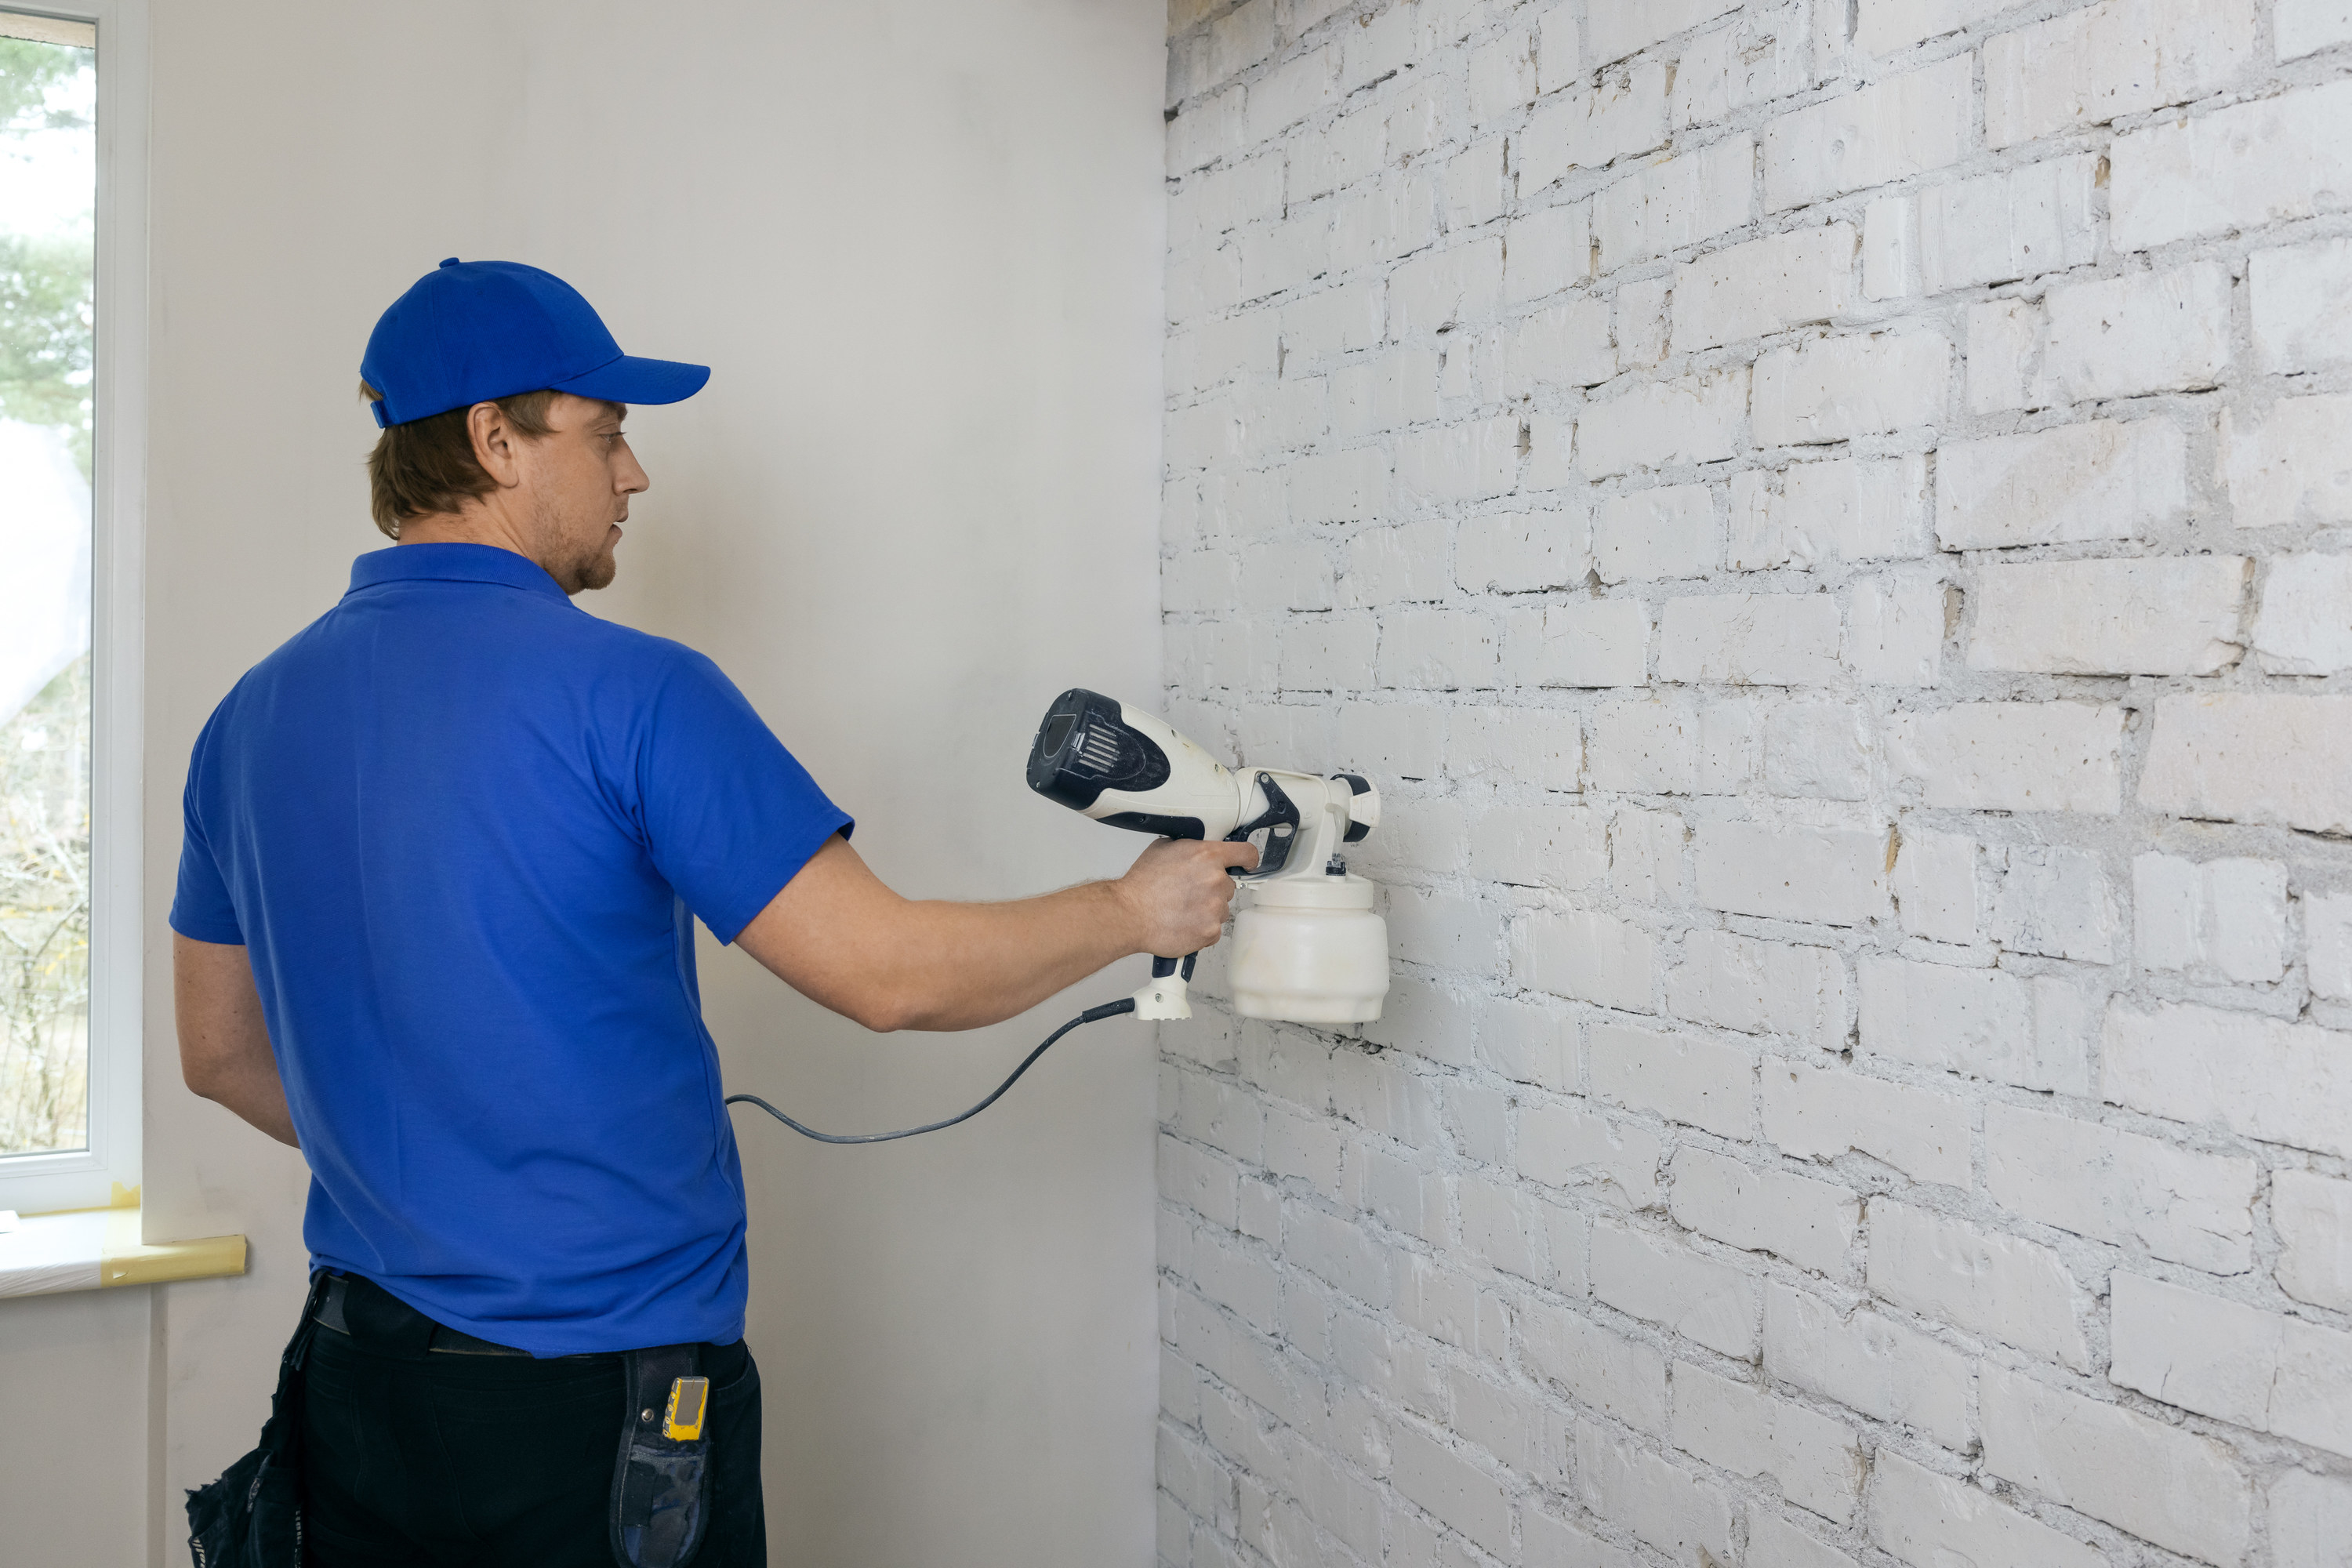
[347,543,571,603]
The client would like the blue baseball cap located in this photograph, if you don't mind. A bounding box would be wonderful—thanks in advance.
[360,257,710,428]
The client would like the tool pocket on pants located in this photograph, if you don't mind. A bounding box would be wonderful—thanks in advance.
[697,1346,766,1568]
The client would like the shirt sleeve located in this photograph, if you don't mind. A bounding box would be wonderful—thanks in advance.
[637,648,854,945]
[168,723,246,945]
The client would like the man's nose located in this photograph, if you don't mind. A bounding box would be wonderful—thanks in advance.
[619,451,649,495]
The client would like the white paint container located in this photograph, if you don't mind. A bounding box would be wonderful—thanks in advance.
[1229,873,1389,1024]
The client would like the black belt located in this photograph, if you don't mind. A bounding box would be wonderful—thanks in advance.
[311,1271,550,1357]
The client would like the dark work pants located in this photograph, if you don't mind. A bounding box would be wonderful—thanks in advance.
[299,1275,765,1566]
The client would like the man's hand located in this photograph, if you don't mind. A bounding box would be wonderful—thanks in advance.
[734,833,1258,1033]
[1112,837,1260,957]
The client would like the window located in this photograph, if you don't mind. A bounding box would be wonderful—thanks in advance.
[1,2,144,1216]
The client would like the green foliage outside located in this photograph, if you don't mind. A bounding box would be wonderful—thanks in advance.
[0,35,94,479]
[0,34,94,1158]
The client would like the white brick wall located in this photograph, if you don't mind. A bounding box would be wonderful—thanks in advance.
[1157,3,2352,1566]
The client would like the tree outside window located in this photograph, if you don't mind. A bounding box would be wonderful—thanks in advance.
[0,27,96,1158]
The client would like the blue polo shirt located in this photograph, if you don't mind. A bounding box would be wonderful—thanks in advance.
[169,543,851,1355]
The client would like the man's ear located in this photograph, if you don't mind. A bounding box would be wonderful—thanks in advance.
[468,401,524,490]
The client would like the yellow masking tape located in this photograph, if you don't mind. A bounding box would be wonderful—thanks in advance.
[98,1200,249,1287]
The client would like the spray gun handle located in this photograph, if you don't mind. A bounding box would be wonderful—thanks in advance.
[1136,953,1198,1020]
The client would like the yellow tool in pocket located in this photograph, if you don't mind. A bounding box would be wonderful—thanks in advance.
[662,1375,710,1442]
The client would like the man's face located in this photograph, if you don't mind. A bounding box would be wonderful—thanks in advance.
[517,394,648,594]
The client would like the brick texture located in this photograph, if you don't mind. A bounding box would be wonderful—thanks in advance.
[1156,3,2352,1566]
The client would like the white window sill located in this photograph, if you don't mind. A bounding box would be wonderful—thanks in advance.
[0,1203,246,1298]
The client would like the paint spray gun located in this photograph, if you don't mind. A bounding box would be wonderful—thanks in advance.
[724,689,1391,1147]
[1025,688,1391,1025]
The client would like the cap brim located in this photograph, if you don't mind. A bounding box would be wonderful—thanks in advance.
[549,354,710,407]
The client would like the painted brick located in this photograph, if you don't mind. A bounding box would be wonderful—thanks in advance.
[1762,702,1869,802]
[1763,56,1973,210]
[1986,1102,2257,1273]
[1891,828,1976,944]
[1592,485,1717,583]
[1503,201,1594,303]
[1887,702,2125,815]
[2273,1471,2352,1568]
[1693,822,1890,926]
[1518,63,1669,193]
[1667,929,1848,1045]
[2111,1272,2352,1457]
[1519,1301,1669,1432]
[1762,1060,1970,1188]
[1515,1099,1665,1210]
[1865,155,2100,298]
[1155,2,2352,1555]
[2038,262,2234,402]
[1577,367,1748,478]
[1751,330,1950,446]
[1572,1422,1736,1562]
[1591,134,1756,270]
[1343,520,1450,606]
[1991,846,2120,964]
[1668,1147,1860,1277]
[1614,275,1670,367]
[1859,956,2092,1094]
[1846,572,1945,688]
[2132,851,2289,983]
[1468,805,1607,891]
[2252,235,2352,372]
[1749,1512,1861,1568]
[1981,1365,2251,1566]
[1385,1421,1512,1556]
[1503,600,1650,687]
[2111,78,2352,249]
[1585,700,1697,794]
[1586,0,1743,65]
[2140,693,2352,834]
[2254,554,2352,676]
[1500,298,1615,394]
[1672,8,1815,129]
[2226,397,2352,530]
[1673,225,1858,351]
[1984,0,2257,147]
[1671,1362,1865,1524]
[2103,999,2352,1160]
[1763,1283,1972,1450]
[1396,415,1520,503]
[1729,455,1929,572]
[2276,1171,2352,1314]
[1855,0,2012,55]
[1966,557,2249,676]
[1515,907,1657,1012]
[1592,1219,1757,1357]
[1657,594,1842,685]
[1866,1200,2091,1369]
[1867,1452,2104,1568]
[1589,1022,1754,1138]
[2312,891,2352,1004]
[1377,607,1499,691]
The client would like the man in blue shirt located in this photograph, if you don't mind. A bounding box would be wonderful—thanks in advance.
[169,260,1247,1566]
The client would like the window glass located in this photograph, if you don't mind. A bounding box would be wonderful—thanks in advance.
[0,23,95,1158]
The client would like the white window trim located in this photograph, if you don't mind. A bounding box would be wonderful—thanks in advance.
[1,0,149,1216]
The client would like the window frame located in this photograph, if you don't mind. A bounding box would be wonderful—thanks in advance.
[0,0,149,1215]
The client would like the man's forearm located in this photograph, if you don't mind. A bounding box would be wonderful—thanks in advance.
[174,932,301,1147]
[884,880,1144,1029]
[733,834,1247,1034]
[194,1054,302,1147]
